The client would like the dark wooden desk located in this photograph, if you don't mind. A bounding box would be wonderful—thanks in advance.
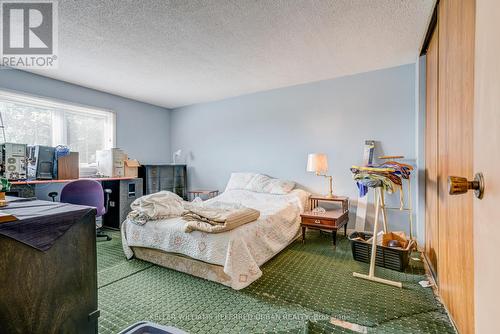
[0,200,98,333]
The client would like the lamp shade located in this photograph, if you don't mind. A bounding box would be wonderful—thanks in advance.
[306,153,328,173]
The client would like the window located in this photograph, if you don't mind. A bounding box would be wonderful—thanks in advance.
[0,90,115,164]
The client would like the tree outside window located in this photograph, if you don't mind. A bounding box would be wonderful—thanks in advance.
[0,91,115,164]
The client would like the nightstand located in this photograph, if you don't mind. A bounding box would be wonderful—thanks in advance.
[188,189,219,201]
[309,195,349,213]
[301,195,350,246]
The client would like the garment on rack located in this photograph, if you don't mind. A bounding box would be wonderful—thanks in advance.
[351,168,402,186]
[352,171,401,197]
[377,162,413,209]
[350,163,412,201]
[377,161,413,179]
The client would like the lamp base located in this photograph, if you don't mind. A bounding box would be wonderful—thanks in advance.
[325,175,334,198]
[315,173,334,198]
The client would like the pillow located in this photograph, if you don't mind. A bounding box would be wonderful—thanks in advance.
[245,174,295,195]
[225,172,257,191]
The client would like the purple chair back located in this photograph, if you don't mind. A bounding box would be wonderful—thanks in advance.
[60,179,106,217]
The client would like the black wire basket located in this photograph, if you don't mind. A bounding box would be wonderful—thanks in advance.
[348,231,414,272]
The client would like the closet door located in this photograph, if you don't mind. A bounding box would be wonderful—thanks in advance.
[437,1,475,333]
[425,25,439,279]
[424,0,476,333]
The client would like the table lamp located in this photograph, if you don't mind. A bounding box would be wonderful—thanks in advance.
[173,149,182,164]
[307,153,334,198]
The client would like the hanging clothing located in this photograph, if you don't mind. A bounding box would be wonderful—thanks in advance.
[352,171,400,197]
[350,163,411,200]
[377,161,413,179]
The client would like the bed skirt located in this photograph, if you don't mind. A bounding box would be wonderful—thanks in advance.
[131,246,233,287]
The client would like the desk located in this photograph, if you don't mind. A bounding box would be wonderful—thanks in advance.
[0,199,98,333]
[9,177,137,198]
[10,176,137,185]
[9,177,143,229]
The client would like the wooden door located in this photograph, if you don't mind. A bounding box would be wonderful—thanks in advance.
[425,0,476,333]
[425,25,439,279]
[437,1,475,332]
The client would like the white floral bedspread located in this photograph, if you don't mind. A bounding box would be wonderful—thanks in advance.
[121,188,310,290]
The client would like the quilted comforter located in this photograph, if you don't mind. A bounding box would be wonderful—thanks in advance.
[121,188,310,289]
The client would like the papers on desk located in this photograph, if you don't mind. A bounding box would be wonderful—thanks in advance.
[6,196,37,203]
[79,163,99,178]
[0,197,36,223]
[0,212,17,224]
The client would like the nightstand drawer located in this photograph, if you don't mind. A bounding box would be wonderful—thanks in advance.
[301,217,336,227]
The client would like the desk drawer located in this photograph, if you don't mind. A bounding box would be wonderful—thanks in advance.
[302,217,336,227]
[146,178,160,193]
[146,166,159,177]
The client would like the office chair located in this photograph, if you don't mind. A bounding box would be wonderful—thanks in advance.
[50,179,112,241]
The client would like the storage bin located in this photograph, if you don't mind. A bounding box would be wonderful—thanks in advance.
[348,231,414,272]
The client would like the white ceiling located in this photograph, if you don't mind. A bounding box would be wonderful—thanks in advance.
[28,0,435,109]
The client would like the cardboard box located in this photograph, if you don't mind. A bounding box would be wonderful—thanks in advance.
[57,152,79,180]
[124,159,140,178]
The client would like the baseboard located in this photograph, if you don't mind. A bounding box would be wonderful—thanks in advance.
[421,253,459,333]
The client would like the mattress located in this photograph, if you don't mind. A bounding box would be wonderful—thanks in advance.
[121,188,310,289]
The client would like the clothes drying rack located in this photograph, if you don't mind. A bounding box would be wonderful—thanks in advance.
[352,156,414,288]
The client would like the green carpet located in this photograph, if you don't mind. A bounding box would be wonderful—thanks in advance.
[97,230,455,334]
[97,232,153,288]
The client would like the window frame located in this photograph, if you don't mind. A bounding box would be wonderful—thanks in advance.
[0,89,116,159]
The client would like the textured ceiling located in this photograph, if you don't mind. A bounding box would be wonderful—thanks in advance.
[27,0,435,108]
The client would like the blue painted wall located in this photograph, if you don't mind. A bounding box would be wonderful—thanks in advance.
[0,64,419,236]
[0,69,171,164]
[171,64,417,233]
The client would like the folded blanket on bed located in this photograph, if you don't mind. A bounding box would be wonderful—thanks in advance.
[182,201,260,233]
[127,191,186,225]
[127,191,261,233]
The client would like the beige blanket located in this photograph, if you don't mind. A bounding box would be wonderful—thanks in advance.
[183,202,260,233]
[127,191,260,233]
[127,191,186,225]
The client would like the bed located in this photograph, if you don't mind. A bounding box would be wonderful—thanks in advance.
[121,185,310,290]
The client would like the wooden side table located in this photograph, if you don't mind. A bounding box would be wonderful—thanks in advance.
[309,194,349,212]
[188,189,219,201]
[301,195,350,246]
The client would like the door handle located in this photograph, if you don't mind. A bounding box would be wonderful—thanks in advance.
[448,172,484,199]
